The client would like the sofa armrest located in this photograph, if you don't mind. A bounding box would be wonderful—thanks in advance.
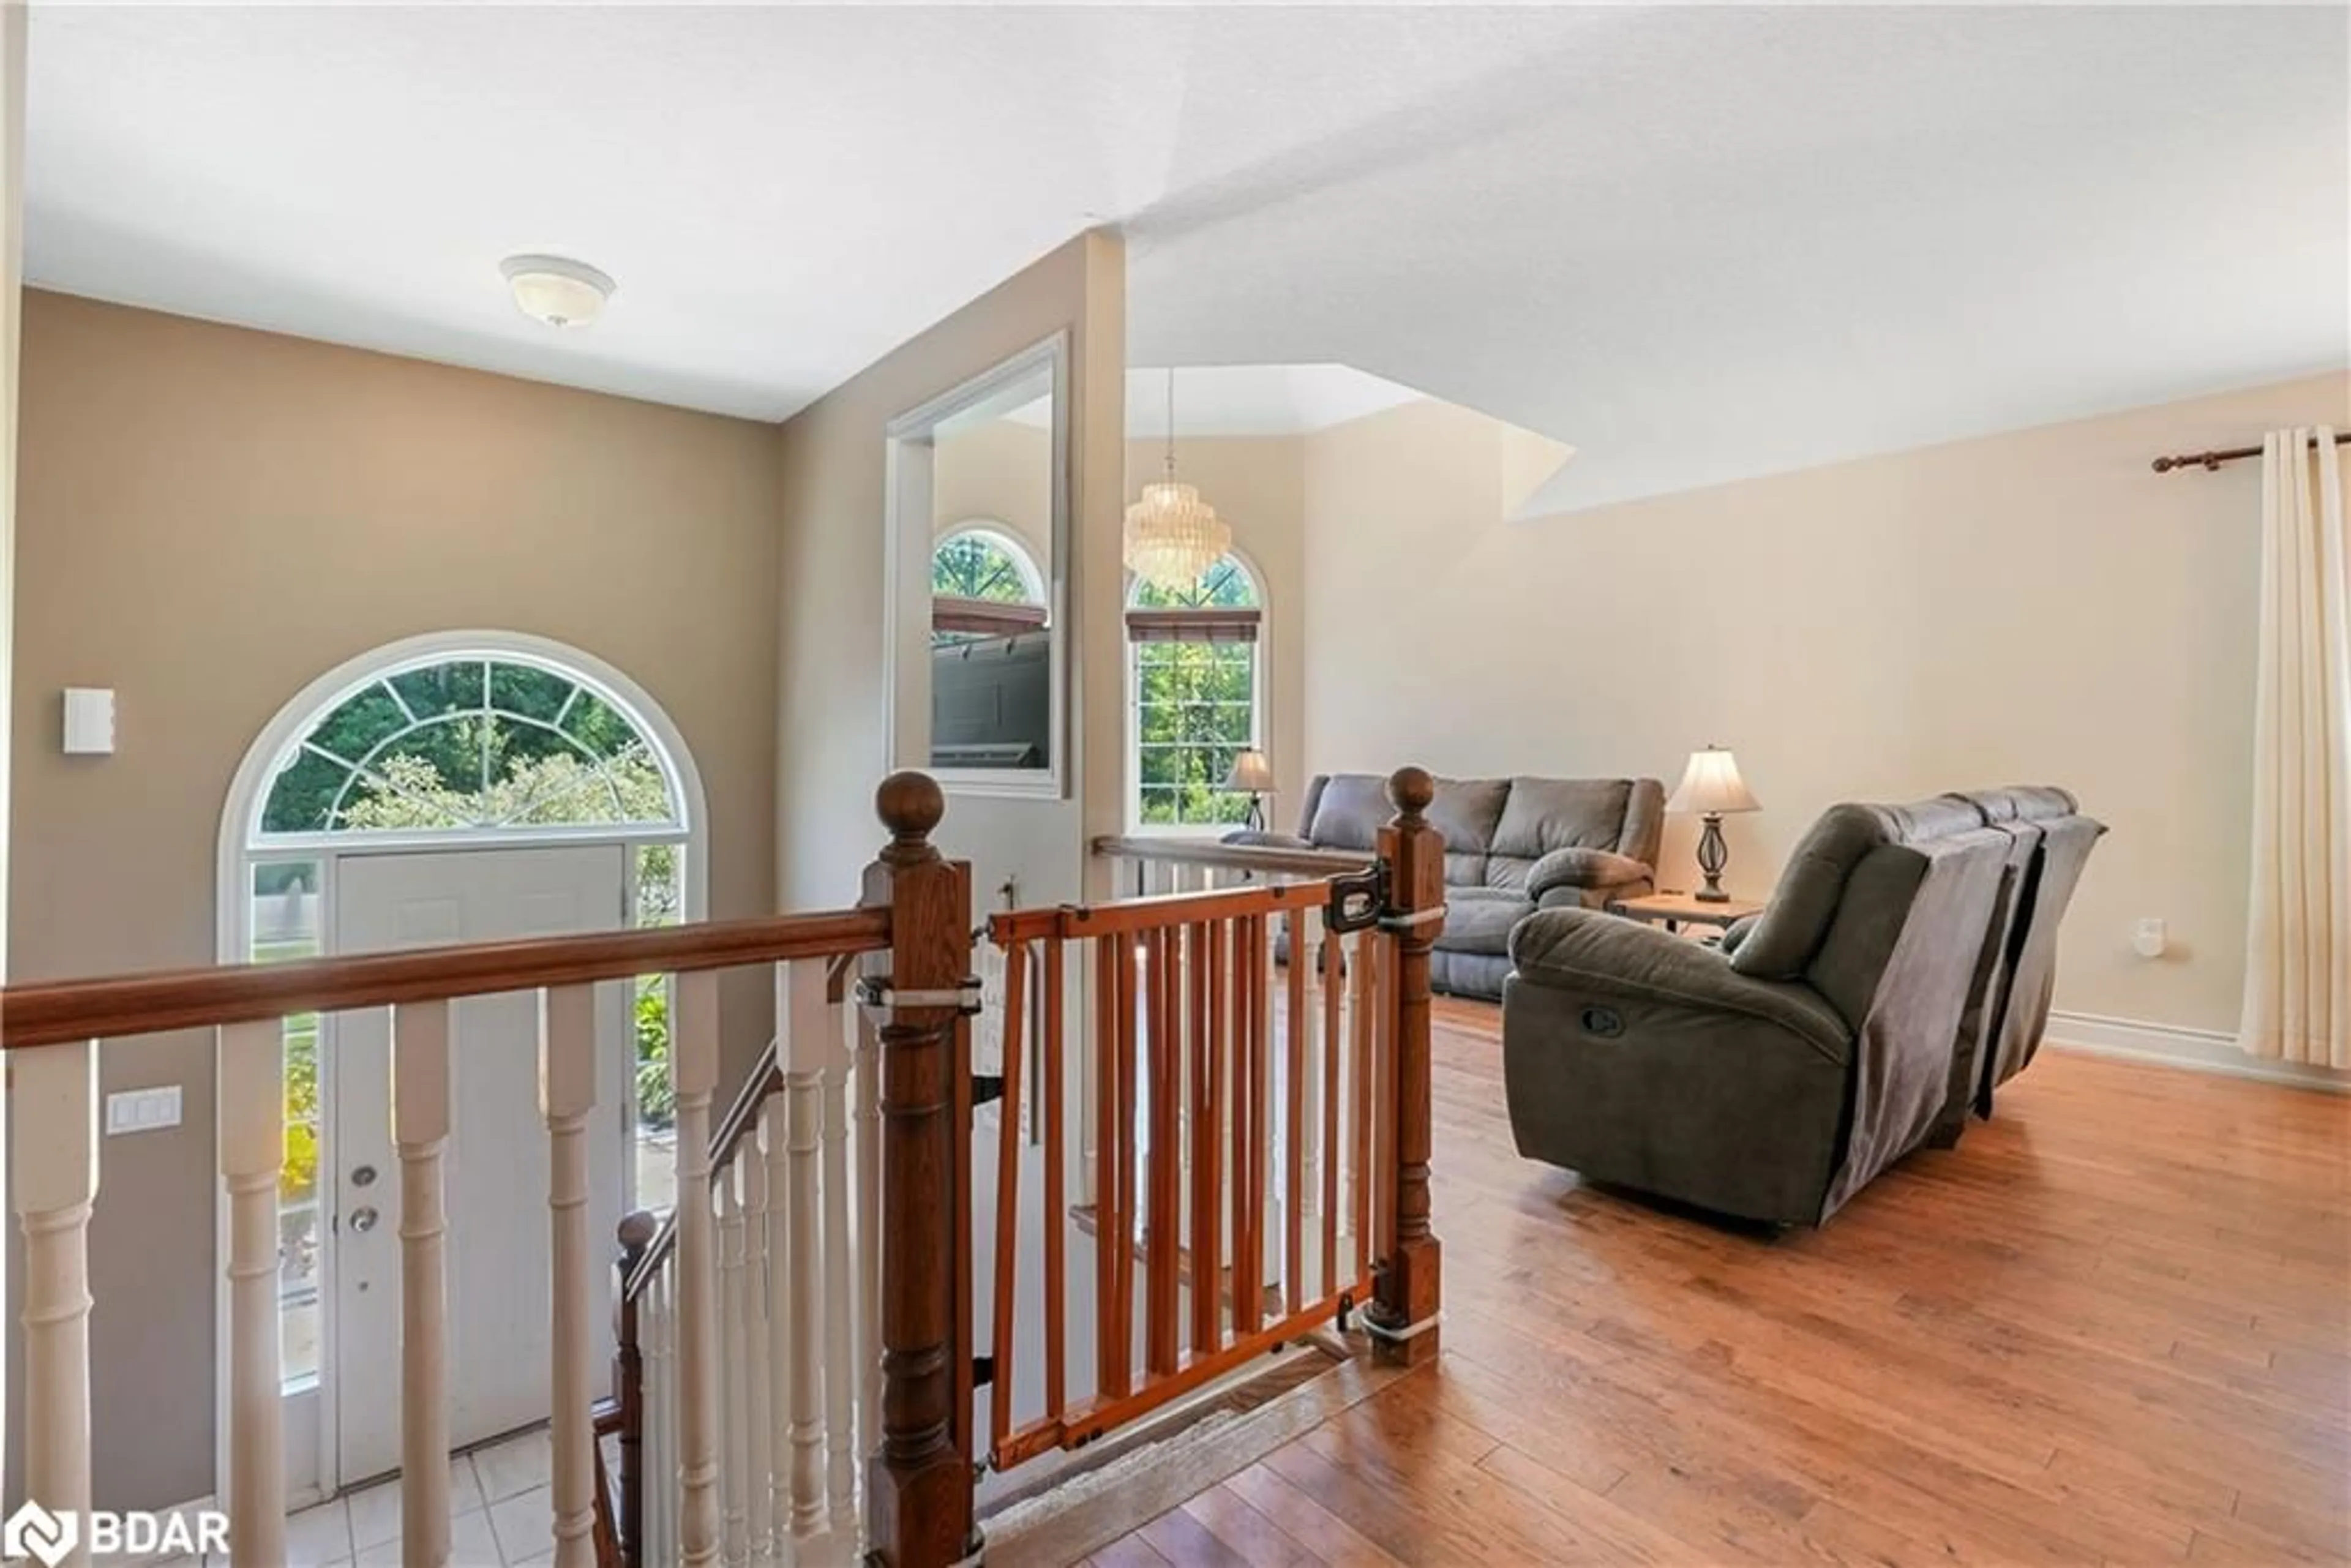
[1508,909,1850,1063]
[1526,846,1654,900]
[1719,913,1763,956]
[1220,829,1314,850]
[1535,874,1652,912]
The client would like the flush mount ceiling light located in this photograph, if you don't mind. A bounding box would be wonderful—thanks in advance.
[499,253,615,328]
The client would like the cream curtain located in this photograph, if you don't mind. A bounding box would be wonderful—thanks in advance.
[2238,427,2350,1067]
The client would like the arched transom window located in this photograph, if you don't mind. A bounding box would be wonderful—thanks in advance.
[256,655,685,839]
[1129,553,1263,827]
[933,525,1043,604]
[931,525,1047,645]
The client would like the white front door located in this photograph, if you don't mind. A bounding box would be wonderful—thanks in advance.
[331,844,630,1488]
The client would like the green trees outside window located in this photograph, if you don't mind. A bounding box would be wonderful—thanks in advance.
[1131,555,1261,828]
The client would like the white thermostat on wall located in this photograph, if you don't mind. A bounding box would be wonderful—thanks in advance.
[62,687,116,755]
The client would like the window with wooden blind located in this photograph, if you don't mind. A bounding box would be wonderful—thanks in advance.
[1128,553,1262,827]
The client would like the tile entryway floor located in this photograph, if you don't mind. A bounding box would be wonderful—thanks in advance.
[168,1426,577,1566]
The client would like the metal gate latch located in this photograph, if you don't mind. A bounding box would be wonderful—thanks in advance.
[1323,861,1390,934]
[854,974,985,1018]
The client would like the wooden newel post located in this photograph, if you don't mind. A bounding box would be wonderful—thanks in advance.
[1370,765,1443,1367]
[861,771,978,1568]
[615,1209,658,1568]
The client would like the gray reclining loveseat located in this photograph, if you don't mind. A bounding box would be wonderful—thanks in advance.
[1501,790,2099,1225]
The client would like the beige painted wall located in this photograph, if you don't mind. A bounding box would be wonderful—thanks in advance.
[1299,373,2351,1042]
[774,232,1126,915]
[935,418,1053,572]
[9,290,784,1508]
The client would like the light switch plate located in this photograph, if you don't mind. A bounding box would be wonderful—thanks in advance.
[63,688,116,755]
[105,1086,182,1135]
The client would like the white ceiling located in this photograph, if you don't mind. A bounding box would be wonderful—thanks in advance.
[1008,365,1424,438]
[24,4,2349,511]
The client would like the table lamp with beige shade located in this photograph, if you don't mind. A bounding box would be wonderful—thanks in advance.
[1223,748,1275,831]
[1667,746,1760,902]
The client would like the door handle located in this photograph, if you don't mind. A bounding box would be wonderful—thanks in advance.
[348,1206,380,1234]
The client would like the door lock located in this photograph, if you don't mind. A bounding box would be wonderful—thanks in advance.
[348,1206,380,1234]
[351,1164,378,1188]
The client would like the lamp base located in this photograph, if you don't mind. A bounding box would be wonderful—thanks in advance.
[1693,813,1731,902]
[1243,794,1265,832]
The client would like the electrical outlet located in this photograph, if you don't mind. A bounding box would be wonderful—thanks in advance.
[105,1085,183,1135]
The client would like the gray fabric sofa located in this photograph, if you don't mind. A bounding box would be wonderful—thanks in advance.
[1229,772,1665,1000]
[1501,795,2024,1225]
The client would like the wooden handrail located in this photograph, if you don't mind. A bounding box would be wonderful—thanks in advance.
[0,908,891,1051]
[622,952,859,1303]
[622,1046,779,1302]
[1090,833,1373,878]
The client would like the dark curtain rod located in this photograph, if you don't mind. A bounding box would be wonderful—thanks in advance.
[2151,430,2350,473]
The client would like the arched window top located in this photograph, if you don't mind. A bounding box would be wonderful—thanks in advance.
[1127,552,1259,610]
[933,524,1044,606]
[254,652,686,840]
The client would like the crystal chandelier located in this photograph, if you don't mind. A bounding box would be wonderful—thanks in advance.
[1124,367,1232,590]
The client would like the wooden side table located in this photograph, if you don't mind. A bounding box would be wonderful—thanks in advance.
[1605,890,1764,936]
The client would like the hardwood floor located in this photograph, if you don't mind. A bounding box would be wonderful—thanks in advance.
[1086,999,2350,1566]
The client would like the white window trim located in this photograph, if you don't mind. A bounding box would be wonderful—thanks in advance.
[884,331,1071,801]
[212,629,711,1510]
[1123,548,1270,834]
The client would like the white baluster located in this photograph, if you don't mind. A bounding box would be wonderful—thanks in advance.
[853,1003,883,1522]
[649,1262,673,1568]
[643,1266,662,1568]
[1299,924,1326,1300]
[718,1166,749,1567]
[673,970,724,1563]
[542,985,600,1568]
[782,963,827,1536]
[392,999,452,1566]
[660,1261,680,1568]
[760,1097,793,1553]
[219,1019,287,1564]
[740,1122,773,1567]
[14,1042,98,1564]
[1078,968,1100,1215]
[819,978,856,1535]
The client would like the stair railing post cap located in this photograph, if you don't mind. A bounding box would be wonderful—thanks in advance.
[1388,767,1435,816]
[876,771,946,842]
